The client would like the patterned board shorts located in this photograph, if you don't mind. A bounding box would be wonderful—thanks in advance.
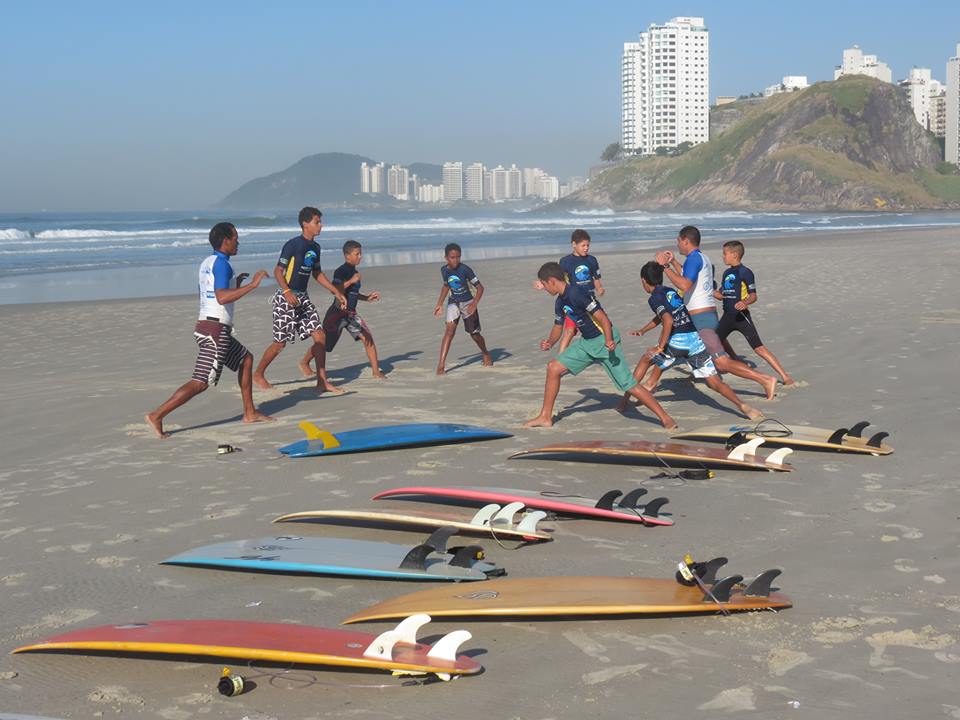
[272,290,323,343]
[652,331,718,379]
[322,307,368,352]
[444,301,481,335]
[192,320,251,386]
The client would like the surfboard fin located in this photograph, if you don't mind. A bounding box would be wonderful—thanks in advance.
[426,629,472,680]
[867,431,889,448]
[848,420,871,437]
[389,613,432,644]
[298,421,341,449]
[638,497,669,518]
[595,489,623,510]
[826,427,849,445]
[724,431,750,449]
[362,629,402,661]
[708,574,744,603]
[424,526,458,554]
[744,569,781,598]
[399,544,434,570]
[448,545,485,568]
[676,556,728,586]
[765,447,793,467]
[619,488,649,508]
[491,502,525,526]
[469,504,501,527]
[727,437,764,460]
[515,510,547,535]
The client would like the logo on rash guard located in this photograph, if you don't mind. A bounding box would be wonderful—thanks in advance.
[447,275,465,292]
[562,304,576,320]
[303,250,318,269]
[723,274,736,291]
[574,264,591,282]
[666,290,683,309]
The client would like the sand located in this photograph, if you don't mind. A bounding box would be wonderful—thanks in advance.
[1,226,958,718]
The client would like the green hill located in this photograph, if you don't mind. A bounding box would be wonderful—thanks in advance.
[563,76,960,211]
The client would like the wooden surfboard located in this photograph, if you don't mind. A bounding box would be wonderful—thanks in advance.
[161,531,503,582]
[274,503,553,542]
[371,486,674,526]
[279,421,512,458]
[13,616,481,680]
[508,438,794,471]
[672,419,894,455]
[341,573,792,623]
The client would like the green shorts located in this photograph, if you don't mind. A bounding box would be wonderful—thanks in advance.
[556,329,638,393]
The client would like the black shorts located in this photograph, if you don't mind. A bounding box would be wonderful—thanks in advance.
[717,311,763,349]
[322,307,367,352]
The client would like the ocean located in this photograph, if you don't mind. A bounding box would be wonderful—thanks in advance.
[2,207,959,305]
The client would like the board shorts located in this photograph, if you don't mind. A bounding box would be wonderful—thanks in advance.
[556,329,637,393]
[445,301,481,335]
[717,311,763,349]
[322,307,368,352]
[651,331,718,379]
[272,290,322,343]
[192,319,250,386]
[691,309,727,358]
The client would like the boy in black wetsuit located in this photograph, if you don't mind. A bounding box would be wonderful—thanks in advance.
[434,243,493,375]
[714,241,793,386]
[300,240,386,380]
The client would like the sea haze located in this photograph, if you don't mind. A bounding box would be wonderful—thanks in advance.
[2,207,960,305]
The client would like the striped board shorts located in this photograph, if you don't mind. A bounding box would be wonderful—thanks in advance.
[272,290,322,343]
[192,319,250,386]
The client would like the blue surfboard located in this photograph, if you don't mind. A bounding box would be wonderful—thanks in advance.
[279,422,512,458]
[161,532,503,582]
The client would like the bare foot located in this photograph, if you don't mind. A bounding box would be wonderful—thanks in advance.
[317,382,346,395]
[616,399,630,413]
[781,377,795,386]
[523,415,554,428]
[371,371,387,380]
[762,376,777,401]
[482,354,493,367]
[144,413,170,439]
[243,411,275,424]
[742,404,764,420]
[436,367,446,376]
[253,374,273,390]
[298,360,315,378]
[663,422,679,430]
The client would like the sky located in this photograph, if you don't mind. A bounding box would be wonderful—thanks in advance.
[2,1,959,212]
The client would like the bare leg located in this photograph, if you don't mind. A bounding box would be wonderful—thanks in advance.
[720,336,743,361]
[626,383,677,428]
[237,354,274,423]
[524,360,566,427]
[471,332,493,366]
[618,356,654,412]
[361,330,386,379]
[436,322,457,375]
[705,374,763,420]
[643,366,664,392]
[756,345,794,385]
[298,349,315,378]
[254,341,286,389]
[145,379,207,439]
[714,355,777,400]
[311,330,344,394]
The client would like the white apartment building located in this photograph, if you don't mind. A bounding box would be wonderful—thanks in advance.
[899,68,945,131]
[523,167,545,197]
[834,45,892,83]
[763,75,809,98]
[507,164,523,199]
[490,165,508,201]
[417,184,444,203]
[442,162,464,201]
[538,176,560,202]
[948,45,960,165]
[387,164,409,200]
[464,163,485,202]
[369,162,385,194]
[483,170,493,201]
[621,16,710,155]
[360,162,371,193]
[931,92,948,139]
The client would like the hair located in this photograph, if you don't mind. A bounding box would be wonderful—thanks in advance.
[723,240,745,259]
[208,222,237,250]
[537,261,566,283]
[678,225,701,246]
[444,242,462,256]
[298,206,322,228]
[342,240,362,254]
[640,261,664,287]
[570,229,591,243]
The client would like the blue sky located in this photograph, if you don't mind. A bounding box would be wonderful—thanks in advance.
[2,1,959,211]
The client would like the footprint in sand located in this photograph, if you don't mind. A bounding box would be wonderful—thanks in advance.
[864,501,896,513]
[893,559,920,573]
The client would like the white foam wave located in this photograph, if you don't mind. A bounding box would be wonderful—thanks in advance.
[569,208,615,216]
[36,228,202,239]
[0,228,31,240]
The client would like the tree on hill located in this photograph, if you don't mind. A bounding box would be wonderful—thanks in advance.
[601,142,622,162]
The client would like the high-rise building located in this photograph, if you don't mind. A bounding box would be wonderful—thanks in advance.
[464,163,485,202]
[948,44,960,165]
[834,45,892,83]
[523,167,545,197]
[621,16,710,155]
[900,68,945,131]
[410,173,420,200]
[538,176,560,202]
[507,164,523,199]
[490,165,508,201]
[483,170,493,201]
[442,162,464,201]
[369,162,385,194]
[387,164,410,200]
[931,91,948,139]
[418,184,444,203]
[360,162,371,193]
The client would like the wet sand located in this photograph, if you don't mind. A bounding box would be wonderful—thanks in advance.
[1,226,958,718]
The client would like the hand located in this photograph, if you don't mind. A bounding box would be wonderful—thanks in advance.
[434,305,443,317]
[335,292,347,309]
[605,338,616,351]
[284,289,300,306]
[367,291,380,302]
[629,328,645,336]
[595,287,605,297]
[464,301,477,316]
[251,270,268,287]
[644,346,661,359]
[735,300,747,311]
[539,339,553,351]
[532,279,544,291]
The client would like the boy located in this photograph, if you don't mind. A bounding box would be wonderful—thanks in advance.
[299,240,386,380]
[713,241,794,385]
[253,206,346,394]
[556,228,604,353]
[618,262,762,420]
[434,243,493,374]
[145,222,274,439]
[524,261,676,429]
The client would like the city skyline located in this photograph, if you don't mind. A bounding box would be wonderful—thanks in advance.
[3,2,960,211]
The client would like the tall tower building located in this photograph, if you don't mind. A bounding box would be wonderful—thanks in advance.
[507,164,523,199]
[948,44,960,165]
[464,163,485,202]
[442,162,464,201]
[834,45,892,83]
[387,164,410,200]
[369,162,385,194]
[360,162,371,193]
[900,68,943,131]
[621,16,710,155]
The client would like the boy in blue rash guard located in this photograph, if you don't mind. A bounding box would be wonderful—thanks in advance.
[556,228,605,353]
[524,262,677,429]
[713,241,794,386]
[300,240,386,380]
[433,243,493,375]
[618,262,762,420]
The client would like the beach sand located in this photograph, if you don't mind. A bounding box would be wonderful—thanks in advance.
[1,227,958,718]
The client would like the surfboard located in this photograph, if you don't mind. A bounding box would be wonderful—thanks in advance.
[508,438,794,471]
[672,419,894,455]
[13,616,481,680]
[279,421,512,458]
[371,486,674,526]
[160,529,503,582]
[274,503,553,542]
[342,561,791,623]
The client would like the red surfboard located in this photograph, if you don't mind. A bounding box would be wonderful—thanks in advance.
[372,486,673,526]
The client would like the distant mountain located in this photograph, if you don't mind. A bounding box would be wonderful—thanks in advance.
[215,153,444,209]
[559,76,960,212]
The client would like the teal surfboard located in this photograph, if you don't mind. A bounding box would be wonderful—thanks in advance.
[161,530,504,582]
[279,421,512,458]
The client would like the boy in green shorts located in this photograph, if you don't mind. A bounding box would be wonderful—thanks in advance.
[524,262,676,429]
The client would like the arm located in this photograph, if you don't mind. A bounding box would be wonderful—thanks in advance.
[465,281,483,314]
[313,268,347,309]
[651,312,673,354]
[590,307,616,351]
[273,264,299,306]
[736,291,757,312]
[434,285,450,316]
[629,317,661,336]
[360,291,380,302]
[215,269,269,305]
[539,322,564,351]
